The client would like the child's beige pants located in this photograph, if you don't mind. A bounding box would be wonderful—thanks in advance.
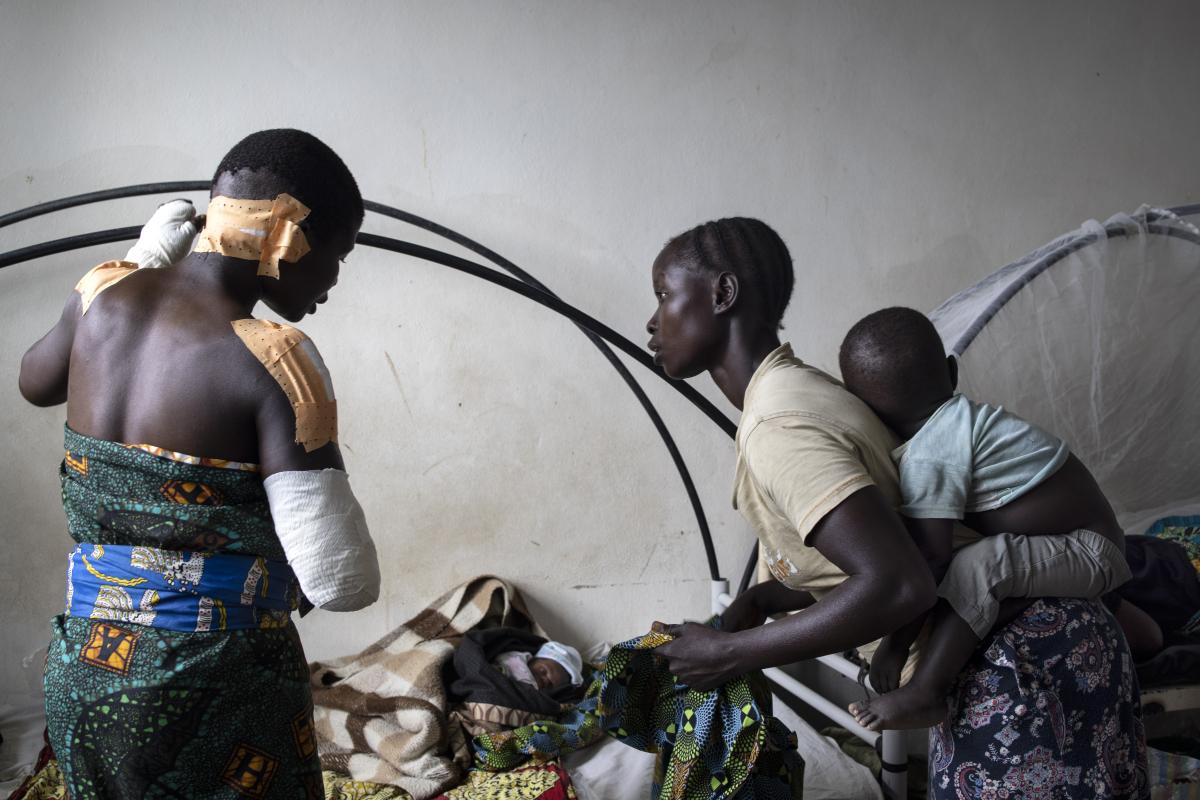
[939,529,1132,638]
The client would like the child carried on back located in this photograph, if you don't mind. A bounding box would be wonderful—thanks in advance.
[838,307,1131,730]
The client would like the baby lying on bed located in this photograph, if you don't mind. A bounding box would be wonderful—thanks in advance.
[449,627,587,733]
[837,307,1131,730]
[493,640,584,692]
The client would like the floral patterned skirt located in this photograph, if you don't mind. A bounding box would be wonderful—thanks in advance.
[929,598,1148,799]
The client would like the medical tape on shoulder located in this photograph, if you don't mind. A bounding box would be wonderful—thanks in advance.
[194,194,312,278]
[232,319,337,452]
[74,260,138,314]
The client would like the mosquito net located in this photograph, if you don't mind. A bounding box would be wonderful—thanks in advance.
[931,205,1200,533]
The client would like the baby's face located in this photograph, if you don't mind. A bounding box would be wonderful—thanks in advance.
[529,657,570,690]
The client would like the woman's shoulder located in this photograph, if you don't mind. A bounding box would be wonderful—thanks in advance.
[746,359,894,443]
[232,318,337,454]
[231,318,310,351]
[230,318,332,392]
[74,260,139,313]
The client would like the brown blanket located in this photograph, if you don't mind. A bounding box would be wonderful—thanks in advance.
[310,576,545,799]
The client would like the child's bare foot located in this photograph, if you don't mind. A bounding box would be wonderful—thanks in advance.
[848,684,951,731]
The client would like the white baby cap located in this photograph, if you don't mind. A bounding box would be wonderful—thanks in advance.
[536,641,584,686]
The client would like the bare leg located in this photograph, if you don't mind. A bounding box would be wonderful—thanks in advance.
[849,598,1033,730]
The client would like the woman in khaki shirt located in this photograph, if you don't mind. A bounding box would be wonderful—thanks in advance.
[645,217,1147,800]
[646,217,936,688]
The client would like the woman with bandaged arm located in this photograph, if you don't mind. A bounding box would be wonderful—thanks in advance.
[19,129,379,799]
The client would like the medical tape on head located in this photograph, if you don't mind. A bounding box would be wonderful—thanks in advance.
[194,194,312,278]
[233,319,337,452]
[74,260,138,314]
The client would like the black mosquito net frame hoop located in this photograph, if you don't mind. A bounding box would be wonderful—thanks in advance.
[12,187,1189,599]
[0,181,738,584]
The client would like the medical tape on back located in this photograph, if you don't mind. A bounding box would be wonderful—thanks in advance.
[232,319,337,452]
[194,194,312,278]
[74,260,137,314]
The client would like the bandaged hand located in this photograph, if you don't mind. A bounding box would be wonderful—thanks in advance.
[125,199,202,269]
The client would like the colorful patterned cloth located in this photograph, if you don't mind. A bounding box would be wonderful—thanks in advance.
[470,628,804,800]
[1146,747,1200,800]
[323,771,414,800]
[10,753,416,800]
[1145,516,1200,573]
[44,427,321,798]
[436,762,576,800]
[929,598,1149,800]
[61,425,283,557]
[66,543,298,631]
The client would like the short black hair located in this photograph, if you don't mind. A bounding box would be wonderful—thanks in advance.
[839,306,950,420]
[664,217,794,329]
[212,128,363,239]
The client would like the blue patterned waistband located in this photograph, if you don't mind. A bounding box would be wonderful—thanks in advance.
[65,544,299,632]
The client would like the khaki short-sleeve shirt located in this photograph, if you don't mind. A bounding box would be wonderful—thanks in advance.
[733,344,901,599]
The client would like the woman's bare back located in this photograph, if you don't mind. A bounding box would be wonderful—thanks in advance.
[64,266,271,462]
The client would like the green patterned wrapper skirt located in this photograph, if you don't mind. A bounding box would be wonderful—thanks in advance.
[45,428,320,799]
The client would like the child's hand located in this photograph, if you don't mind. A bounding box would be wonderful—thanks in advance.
[869,636,909,694]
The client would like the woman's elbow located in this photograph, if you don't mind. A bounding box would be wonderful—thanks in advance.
[891,570,937,622]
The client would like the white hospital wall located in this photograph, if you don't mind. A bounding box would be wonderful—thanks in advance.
[1,1,1197,700]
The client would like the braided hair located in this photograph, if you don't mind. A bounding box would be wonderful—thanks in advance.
[212,128,363,239]
[665,217,794,329]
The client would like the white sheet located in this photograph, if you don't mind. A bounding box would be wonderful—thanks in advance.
[563,737,656,800]
[771,694,882,800]
[565,693,881,800]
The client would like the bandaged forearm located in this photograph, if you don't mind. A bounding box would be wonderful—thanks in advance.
[264,468,380,612]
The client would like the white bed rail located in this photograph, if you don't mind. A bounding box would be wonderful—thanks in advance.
[712,583,909,799]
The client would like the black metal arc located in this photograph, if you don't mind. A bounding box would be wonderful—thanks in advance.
[348,237,683,402]
[363,203,732,432]
[0,182,744,585]
[0,229,672,378]
[0,182,207,229]
[0,181,736,435]
[355,232,725,581]
[360,200,730,580]
[0,227,142,268]
[0,219,732,579]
